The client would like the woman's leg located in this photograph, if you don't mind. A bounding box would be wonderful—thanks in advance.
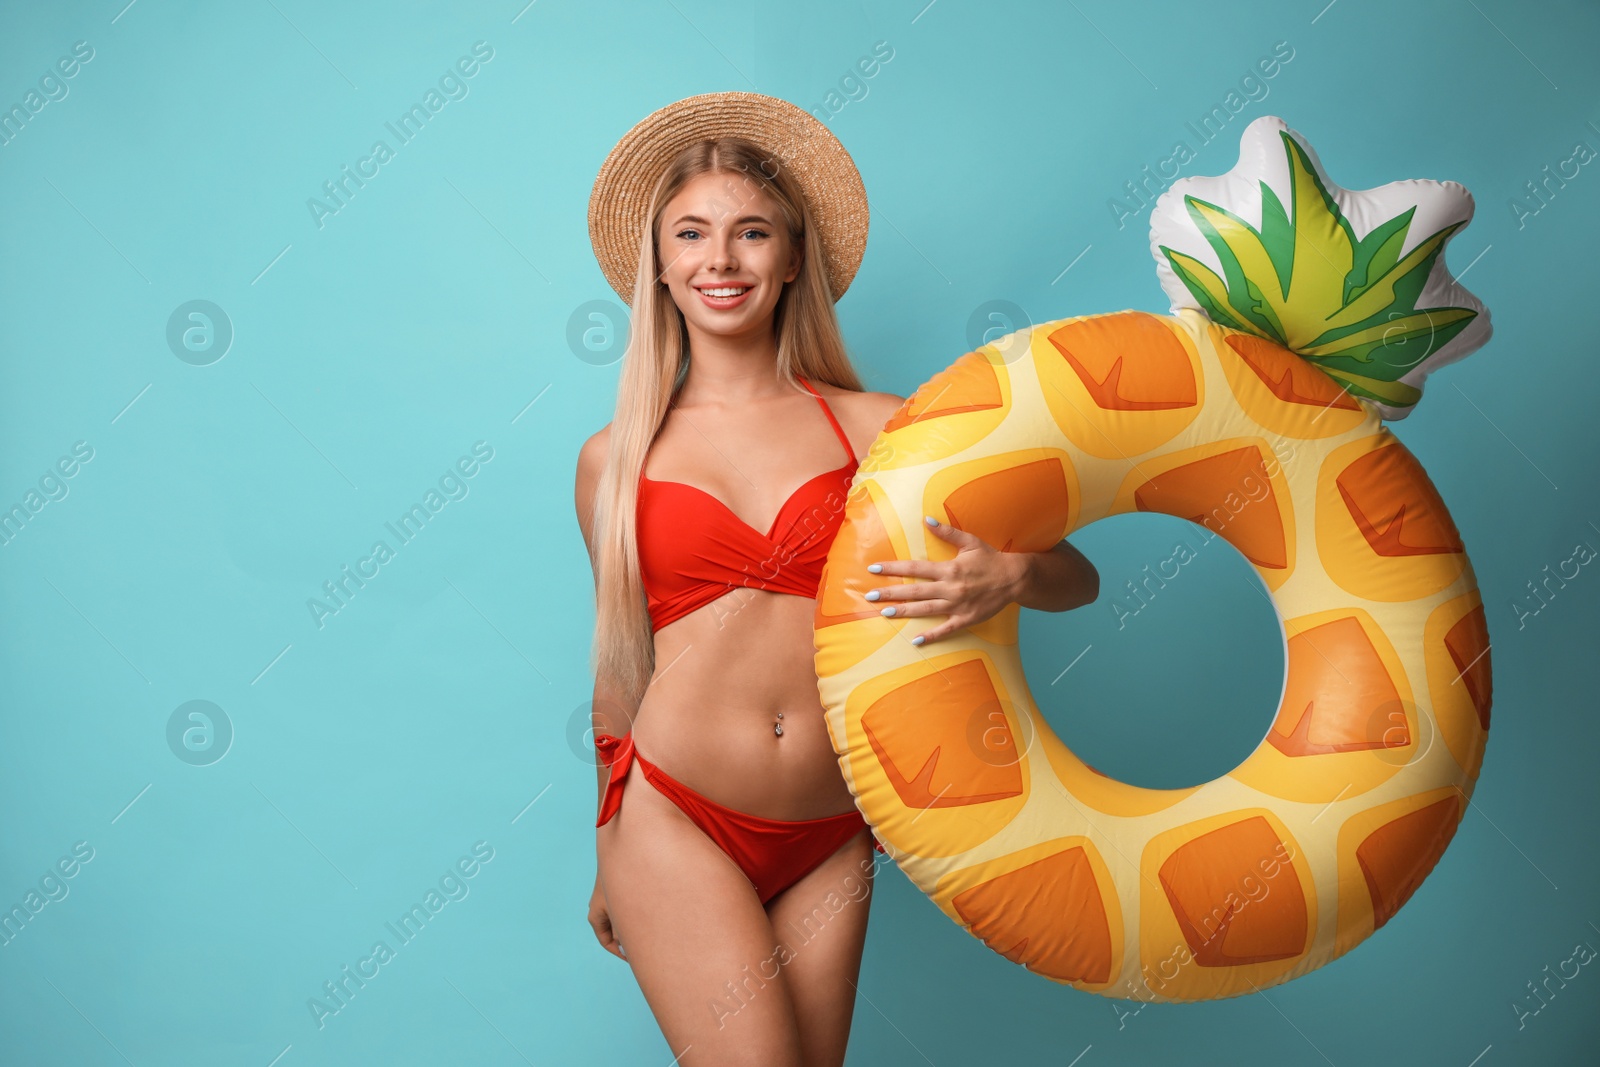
[763,829,877,1067]
[597,754,806,1066]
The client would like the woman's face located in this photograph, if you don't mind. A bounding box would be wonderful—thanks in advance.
[655,169,801,343]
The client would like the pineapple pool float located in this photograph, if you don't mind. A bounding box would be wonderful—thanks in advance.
[814,116,1493,1002]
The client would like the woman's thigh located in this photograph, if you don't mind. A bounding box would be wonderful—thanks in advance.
[597,756,805,1067]
[763,829,877,1067]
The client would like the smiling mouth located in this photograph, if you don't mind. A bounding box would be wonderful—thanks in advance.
[694,283,755,308]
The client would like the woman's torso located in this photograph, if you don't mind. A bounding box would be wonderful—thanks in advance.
[632,377,861,820]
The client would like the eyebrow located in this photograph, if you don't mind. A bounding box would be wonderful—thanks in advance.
[668,213,773,228]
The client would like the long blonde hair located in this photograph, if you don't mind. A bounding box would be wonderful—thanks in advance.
[588,137,864,709]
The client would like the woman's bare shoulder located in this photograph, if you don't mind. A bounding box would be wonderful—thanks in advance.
[574,424,612,549]
[837,387,905,426]
[863,389,906,419]
[576,423,612,482]
[813,385,903,454]
[808,378,901,409]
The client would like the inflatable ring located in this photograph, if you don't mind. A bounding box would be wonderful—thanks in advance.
[814,117,1494,1002]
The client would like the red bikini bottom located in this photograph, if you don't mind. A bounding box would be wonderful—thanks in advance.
[594,732,886,906]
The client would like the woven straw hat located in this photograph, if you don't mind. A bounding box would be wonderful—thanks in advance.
[587,91,869,306]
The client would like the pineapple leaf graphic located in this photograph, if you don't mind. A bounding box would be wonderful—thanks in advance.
[1156,128,1480,413]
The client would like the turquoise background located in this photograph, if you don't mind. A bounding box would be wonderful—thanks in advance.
[2,0,1596,1064]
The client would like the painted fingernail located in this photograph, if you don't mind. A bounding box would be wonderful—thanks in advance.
[880,606,896,617]
[865,589,881,601]
[924,515,938,526]
[867,563,882,573]
[911,635,925,646]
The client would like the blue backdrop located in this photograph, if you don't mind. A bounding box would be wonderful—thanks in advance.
[2,1,1596,1064]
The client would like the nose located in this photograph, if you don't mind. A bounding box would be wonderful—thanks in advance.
[706,229,739,271]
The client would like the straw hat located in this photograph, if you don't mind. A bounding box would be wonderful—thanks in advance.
[587,91,869,306]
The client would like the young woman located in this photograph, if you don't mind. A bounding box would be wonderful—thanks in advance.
[574,92,1098,1066]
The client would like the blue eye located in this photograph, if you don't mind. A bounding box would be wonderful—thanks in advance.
[673,227,770,243]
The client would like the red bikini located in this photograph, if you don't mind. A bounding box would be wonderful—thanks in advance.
[595,375,886,906]
[634,375,860,632]
[593,732,882,905]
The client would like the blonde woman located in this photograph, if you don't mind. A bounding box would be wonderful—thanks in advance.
[574,92,1098,1066]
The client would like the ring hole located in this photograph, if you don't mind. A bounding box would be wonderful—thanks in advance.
[1023,513,1286,791]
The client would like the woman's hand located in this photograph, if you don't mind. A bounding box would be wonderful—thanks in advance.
[862,515,1099,646]
[589,875,627,961]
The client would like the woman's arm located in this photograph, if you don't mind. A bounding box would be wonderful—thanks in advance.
[574,427,637,812]
[864,518,1100,645]
[588,678,635,812]
[1008,538,1099,613]
[853,394,1100,639]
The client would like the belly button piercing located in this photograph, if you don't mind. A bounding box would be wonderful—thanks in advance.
[774,711,784,737]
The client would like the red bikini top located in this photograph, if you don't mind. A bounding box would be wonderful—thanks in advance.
[637,376,858,632]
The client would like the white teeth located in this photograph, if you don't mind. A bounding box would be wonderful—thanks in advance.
[700,286,749,297]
